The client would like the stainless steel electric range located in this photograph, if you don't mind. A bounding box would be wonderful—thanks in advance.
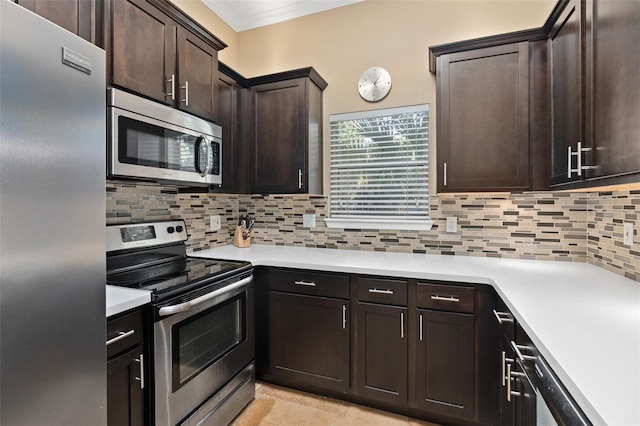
[106,220,255,426]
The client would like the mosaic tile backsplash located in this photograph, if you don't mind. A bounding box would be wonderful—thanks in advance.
[106,182,640,282]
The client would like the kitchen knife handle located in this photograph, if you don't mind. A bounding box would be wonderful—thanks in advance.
[106,329,135,346]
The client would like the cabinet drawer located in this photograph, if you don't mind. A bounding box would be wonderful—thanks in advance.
[417,283,475,313]
[107,309,143,359]
[356,277,407,306]
[269,269,349,299]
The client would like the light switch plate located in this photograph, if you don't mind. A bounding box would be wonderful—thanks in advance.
[446,217,457,233]
[303,214,316,228]
[623,222,634,246]
[210,215,221,232]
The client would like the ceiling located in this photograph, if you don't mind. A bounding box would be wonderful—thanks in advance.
[201,0,366,32]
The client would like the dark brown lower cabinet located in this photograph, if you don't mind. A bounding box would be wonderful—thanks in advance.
[107,346,144,426]
[269,291,350,392]
[356,302,407,405]
[415,309,475,420]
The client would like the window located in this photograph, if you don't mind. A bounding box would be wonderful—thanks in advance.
[326,104,432,230]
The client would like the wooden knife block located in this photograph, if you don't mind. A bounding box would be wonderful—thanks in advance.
[232,225,251,248]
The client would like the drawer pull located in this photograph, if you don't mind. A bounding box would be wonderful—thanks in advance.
[134,354,144,390]
[419,314,423,341]
[400,312,404,339]
[368,288,394,295]
[106,329,135,346]
[493,309,514,324]
[342,305,347,329]
[430,295,460,302]
[511,341,537,362]
[294,280,317,287]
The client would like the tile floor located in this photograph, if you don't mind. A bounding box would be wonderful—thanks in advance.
[230,382,441,426]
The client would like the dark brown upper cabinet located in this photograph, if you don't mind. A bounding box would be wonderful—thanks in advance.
[108,0,225,122]
[216,64,251,193]
[249,68,327,194]
[548,0,584,186]
[551,0,640,188]
[582,0,640,184]
[16,0,103,46]
[535,0,640,189]
[434,42,532,192]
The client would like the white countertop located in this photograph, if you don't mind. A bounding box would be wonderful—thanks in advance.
[194,244,640,426]
[106,285,151,318]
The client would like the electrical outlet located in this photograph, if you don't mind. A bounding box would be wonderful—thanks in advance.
[446,217,457,233]
[210,215,221,232]
[623,222,634,246]
[303,213,316,228]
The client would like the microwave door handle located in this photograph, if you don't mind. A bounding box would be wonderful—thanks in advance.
[203,136,212,176]
[194,135,212,178]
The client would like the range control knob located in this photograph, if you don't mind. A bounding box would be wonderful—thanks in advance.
[175,225,184,233]
[167,226,175,234]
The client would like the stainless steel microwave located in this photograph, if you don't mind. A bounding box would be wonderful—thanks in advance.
[107,88,222,186]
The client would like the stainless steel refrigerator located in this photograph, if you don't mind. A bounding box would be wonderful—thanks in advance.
[0,1,106,424]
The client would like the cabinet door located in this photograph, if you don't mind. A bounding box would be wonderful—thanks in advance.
[252,79,307,194]
[549,0,584,186]
[356,303,407,405]
[111,0,176,104]
[269,291,349,392]
[585,0,640,179]
[437,42,530,192]
[107,346,144,426]
[217,72,237,192]
[17,0,100,44]
[415,309,475,420]
[177,27,218,121]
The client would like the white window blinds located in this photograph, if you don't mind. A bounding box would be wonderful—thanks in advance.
[329,105,430,224]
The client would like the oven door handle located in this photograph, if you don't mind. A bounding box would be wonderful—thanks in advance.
[158,275,252,316]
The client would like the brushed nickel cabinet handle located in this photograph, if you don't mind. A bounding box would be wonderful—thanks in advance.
[165,74,175,101]
[106,329,134,346]
[419,313,423,341]
[368,288,393,295]
[294,280,316,287]
[493,309,513,324]
[134,354,144,390]
[430,295,459,302]
[443,162,447,186]
[342,305,347,329]
[400,312,404,339]
[511,341,537,362]
[180,80,189,106]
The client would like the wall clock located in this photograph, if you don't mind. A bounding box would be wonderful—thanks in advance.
[358,67,392,102]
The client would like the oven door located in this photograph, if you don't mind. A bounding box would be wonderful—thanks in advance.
[109,106,221,186]
[153,276,253,425]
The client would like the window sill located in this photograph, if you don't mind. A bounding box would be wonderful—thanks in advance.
[324,218,434,231]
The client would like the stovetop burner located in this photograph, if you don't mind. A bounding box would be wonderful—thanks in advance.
[106,220,251,302]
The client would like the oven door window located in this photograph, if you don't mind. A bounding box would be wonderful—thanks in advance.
[171,294,246,391]
[118,116,219,176]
